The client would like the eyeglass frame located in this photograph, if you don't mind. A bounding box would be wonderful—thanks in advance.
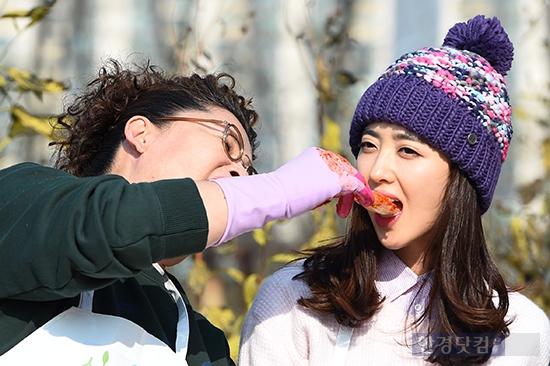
[155,116,258,175]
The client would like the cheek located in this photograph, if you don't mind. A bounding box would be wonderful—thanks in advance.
[408,168,448,213]
[180,154,217,179]
[356,155,371,176]
[153,144,213,180]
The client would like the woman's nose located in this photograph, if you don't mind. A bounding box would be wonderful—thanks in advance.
[368,152,395,184]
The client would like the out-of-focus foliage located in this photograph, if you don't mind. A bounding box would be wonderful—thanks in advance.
[181,1,357,361]
[164,0,254,75]
[485,107,550,315]
[0,0,67,154]
[1,0,56,29]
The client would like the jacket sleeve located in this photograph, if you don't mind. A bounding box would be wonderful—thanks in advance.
[0,163,209,301]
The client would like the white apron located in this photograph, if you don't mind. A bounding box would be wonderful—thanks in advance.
[0,264,189,366]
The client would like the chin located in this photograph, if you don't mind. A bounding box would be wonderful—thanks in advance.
[380,242,407,252]
[376,233,404,251]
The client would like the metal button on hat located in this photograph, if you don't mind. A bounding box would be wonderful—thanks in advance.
[467,133,478,145]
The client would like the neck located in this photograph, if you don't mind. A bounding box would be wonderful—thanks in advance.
[394,246,430,275]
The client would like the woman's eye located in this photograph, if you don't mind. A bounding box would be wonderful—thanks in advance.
[360,141,376,149]
[224,135,240,155]
[224,139,234,150]
[400,147,419,156]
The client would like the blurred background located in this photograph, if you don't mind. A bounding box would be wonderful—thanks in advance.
[0,0,548,360]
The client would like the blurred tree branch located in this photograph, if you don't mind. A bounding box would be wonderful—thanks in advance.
[0,0,67,155]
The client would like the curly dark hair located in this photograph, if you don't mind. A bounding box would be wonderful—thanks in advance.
[50,58,259,177]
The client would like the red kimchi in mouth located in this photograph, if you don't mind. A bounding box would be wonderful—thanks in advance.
[366,191,399,216]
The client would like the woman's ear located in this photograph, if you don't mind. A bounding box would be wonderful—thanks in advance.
[124,116,151,154]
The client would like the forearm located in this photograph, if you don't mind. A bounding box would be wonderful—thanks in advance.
[0,147,372,299]
[194,180,227,246]
[0,163,209,300]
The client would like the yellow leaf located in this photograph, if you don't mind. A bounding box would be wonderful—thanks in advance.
[242,274,259,308]
[512,106,529,121]
[227,333,240,362]
[0,74,6,87]
[265,221,275,231]
[227,313,244,361]
[8,67,41,93]
[10,105,55,137]
[251,221,275,247]
[251,228,267,247]
[268,252,300,264]
[221,266,245,285]
[316,57,333,102]
[1,3,57,27]
[0,137,12,153]
[543,138,550,174]
[27,4,55,28]
[8,118,33,138]
[7,67,66,94]
[187,259,211,296]
[1,10,31,19]
[335,70,359,86]
[40,79,68,93]
[230,313,245,334]
[302,204,340,250]
[320,116,341,153]
[202,306,235,332]
[509,216,530,275]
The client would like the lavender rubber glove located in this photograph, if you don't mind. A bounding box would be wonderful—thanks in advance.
[212,147,373,246]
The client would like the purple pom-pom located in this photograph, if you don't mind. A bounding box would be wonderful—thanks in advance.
[442,15,514,75]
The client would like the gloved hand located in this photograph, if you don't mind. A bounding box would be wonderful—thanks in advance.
[212,147,373,246]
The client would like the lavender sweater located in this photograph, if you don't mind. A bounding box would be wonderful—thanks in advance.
[239,250,550,365]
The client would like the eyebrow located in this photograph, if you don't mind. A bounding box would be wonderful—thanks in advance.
[362,127,423,142]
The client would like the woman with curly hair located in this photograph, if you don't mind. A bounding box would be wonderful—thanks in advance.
[0,58,373,365]
[239,15,550,366]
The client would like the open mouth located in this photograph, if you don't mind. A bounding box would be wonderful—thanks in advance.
[366,192,401,217]
[383,199,402,217]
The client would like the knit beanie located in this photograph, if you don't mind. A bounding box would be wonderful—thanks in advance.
[349,15,513,214]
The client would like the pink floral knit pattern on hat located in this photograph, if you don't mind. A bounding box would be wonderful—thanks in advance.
[380,47,512,162]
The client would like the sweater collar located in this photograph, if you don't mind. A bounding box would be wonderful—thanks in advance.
[375,248,433,303]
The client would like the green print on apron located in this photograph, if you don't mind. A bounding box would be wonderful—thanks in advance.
[0,264,189,366]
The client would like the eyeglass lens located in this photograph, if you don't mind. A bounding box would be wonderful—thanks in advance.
[223,124,244,161]
[155,116,256,174]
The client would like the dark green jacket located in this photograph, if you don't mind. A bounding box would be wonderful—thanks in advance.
[0,163,234,366]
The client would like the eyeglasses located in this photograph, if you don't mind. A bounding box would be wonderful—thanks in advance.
[155,116,258,175]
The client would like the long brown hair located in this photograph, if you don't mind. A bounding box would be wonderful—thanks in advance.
[294,166,511,365]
